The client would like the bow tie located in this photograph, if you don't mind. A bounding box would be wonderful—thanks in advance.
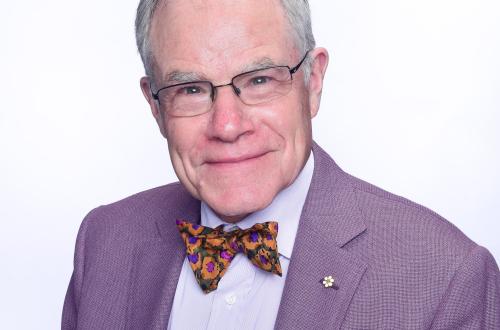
[176,219,283,293]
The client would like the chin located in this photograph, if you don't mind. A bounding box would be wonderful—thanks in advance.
[203,185,276,222]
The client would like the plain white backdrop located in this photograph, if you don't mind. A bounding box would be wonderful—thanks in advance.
[1,0,499,328]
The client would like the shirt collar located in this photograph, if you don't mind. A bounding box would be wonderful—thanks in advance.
[201,153,314,260]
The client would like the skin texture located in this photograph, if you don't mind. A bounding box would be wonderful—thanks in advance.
[140,0,328,223]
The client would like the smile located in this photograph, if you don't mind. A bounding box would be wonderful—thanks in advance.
[204,152,270,165]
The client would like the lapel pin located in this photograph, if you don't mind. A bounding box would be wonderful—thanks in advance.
[321,275,337,289]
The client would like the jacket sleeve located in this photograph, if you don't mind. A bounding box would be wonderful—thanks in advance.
[430,245,500,329]
[61,208,98,330]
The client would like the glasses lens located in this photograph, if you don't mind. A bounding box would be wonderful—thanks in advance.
[234,67,292,105]
[158,81,212,117]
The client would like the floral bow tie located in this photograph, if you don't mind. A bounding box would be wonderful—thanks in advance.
[176,219,282,293]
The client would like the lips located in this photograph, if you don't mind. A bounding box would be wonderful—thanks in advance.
[204,151,269,165]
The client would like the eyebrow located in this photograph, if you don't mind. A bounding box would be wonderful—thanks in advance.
[241,57,278,72]
[162,71,208,85]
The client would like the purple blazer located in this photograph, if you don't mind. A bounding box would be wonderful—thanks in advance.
[62,143,500,329]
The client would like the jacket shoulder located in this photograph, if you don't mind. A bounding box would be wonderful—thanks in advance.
[312,142,478,257]
[354,173,475,244]
[78,182,197,245]
[345,172,478,264]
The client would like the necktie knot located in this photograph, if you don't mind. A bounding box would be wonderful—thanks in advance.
[176,219,282,293]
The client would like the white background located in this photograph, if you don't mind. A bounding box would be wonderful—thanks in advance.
[1,0,499,328]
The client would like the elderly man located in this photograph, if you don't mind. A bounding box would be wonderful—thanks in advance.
[62,0,499,329]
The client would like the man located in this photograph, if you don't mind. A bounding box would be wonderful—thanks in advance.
[62,0,499,329]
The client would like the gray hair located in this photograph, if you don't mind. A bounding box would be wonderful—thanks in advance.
[135,0,315,81]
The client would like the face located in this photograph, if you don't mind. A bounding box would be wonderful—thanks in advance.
[141,0,328,222]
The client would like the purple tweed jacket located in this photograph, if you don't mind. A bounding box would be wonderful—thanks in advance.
[62,142,500,329]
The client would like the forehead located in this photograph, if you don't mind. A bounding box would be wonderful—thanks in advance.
[149,0,296,80]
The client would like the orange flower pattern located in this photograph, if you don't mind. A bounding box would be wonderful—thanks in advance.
[176,219,282,293]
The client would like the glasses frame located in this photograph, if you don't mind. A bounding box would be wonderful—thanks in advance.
[150,50,310,115]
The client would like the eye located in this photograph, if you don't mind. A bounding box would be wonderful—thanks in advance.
[251,76,272,85]
[182,85,203,94]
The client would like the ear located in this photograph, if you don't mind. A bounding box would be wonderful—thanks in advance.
[307,48,329,118]
[140,76,167,138]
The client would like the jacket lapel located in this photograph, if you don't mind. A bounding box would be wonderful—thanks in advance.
[275,143,368,330]
[126,188,200,330]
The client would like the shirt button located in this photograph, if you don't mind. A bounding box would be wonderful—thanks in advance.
[225,293,237,305]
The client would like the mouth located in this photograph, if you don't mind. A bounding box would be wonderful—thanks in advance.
[204,151,270,166]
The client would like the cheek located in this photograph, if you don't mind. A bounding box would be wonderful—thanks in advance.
[274,96,312,177]
[264,95,311,151]
[166,118,202,153]
[165,118,206,179]
[243,113,307,193]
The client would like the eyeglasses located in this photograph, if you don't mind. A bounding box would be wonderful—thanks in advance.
[151,51,309,117]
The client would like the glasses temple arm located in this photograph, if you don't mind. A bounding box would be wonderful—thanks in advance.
[149,82,160,100]
[289,50,310,74]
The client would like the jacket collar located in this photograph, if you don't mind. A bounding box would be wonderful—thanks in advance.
[126,186,200,330]
[275,142,368,329]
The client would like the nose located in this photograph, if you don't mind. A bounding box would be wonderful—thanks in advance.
[207,84,253,143]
